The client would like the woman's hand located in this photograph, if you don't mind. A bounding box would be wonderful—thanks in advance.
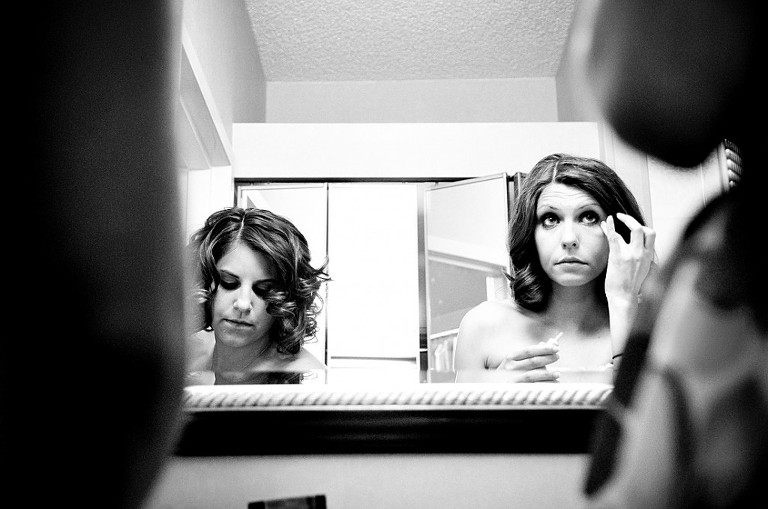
[494,334,561,382]
[602,213,656,350]
[602,213,656,301]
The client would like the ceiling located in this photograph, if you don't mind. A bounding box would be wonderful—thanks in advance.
[243,0,579,82]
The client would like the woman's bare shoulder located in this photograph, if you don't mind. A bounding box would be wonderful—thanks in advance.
[455,299,539,371]
[460,298,527,330]
[282,347,327,371]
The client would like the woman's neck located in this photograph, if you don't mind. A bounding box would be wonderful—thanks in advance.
[212,340,273,372]
[544,283,608,335]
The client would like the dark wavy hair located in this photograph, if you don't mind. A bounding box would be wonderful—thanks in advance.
[187,207,330,356]
[507,153,649,312]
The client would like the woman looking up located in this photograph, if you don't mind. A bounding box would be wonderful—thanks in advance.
[454,153,656,382]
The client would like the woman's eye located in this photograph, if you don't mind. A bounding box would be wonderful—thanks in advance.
[581,211,600,225]
[540,214,559,228]
[219,279,239,291]
[252,281,275,298]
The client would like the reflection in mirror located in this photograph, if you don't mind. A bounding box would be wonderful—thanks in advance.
[424,174,514,373]
[237,181,426,380]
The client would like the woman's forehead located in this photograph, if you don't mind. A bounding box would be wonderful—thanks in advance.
[218,241,276,279]
[537,183,599,209]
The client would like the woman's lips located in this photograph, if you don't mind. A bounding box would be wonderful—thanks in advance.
[556,259,586,265]
[224,319,252,327]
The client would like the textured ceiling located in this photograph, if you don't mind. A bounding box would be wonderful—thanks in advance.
[244,0,578,82]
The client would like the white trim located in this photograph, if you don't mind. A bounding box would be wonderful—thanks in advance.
[181,25,233,163]
[183,382,613,410]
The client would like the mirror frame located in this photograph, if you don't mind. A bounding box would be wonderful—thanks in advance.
[176,382,611,455]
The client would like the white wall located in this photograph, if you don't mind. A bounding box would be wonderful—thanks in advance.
[233,122,600,179]
[145,454,592,509]
[182,0,266,132]
[179,0,268,238]
[183,166,235,241]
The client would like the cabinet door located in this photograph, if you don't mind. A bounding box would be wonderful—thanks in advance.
[326,183,421,374]
[424,173,513,372]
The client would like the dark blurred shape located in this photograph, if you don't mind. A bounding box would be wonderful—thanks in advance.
[574,0,762,169]
[5,2,186,508]
[571,0,767,507]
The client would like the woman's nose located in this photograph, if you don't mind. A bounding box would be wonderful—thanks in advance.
[560,223,579,249]
[233,292,253,312]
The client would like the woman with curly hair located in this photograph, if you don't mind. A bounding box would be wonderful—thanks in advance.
[454,153,656,382]
[186,207,329,377]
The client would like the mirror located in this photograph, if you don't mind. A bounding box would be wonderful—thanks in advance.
[175,0,734,455]
[424,173,515,373]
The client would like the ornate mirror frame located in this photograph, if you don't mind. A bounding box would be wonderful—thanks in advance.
[177,381,611,456]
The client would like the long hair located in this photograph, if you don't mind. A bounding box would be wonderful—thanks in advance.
[508,153,649,312]
[187,207,330,355]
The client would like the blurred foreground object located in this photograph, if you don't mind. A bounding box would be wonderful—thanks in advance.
[4,2,186,508]
[569,0,762,168]
[569,0,767,507]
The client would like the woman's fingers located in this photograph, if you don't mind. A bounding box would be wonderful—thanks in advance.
[603,213,657,298]
[497,350,559,371]
[519,368,561,383]
[601,215,622,252]
[497,354,558,370]
[522,353,560,370]
[507,342,559,362]
[494,342,561,381]
[643,227,657,250]
[615,212,656,251]
[615,212,645,249]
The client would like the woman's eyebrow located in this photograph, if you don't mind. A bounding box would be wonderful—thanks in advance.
[536,200,602,215]
[574,201,603,212]
[536,203,558,212]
